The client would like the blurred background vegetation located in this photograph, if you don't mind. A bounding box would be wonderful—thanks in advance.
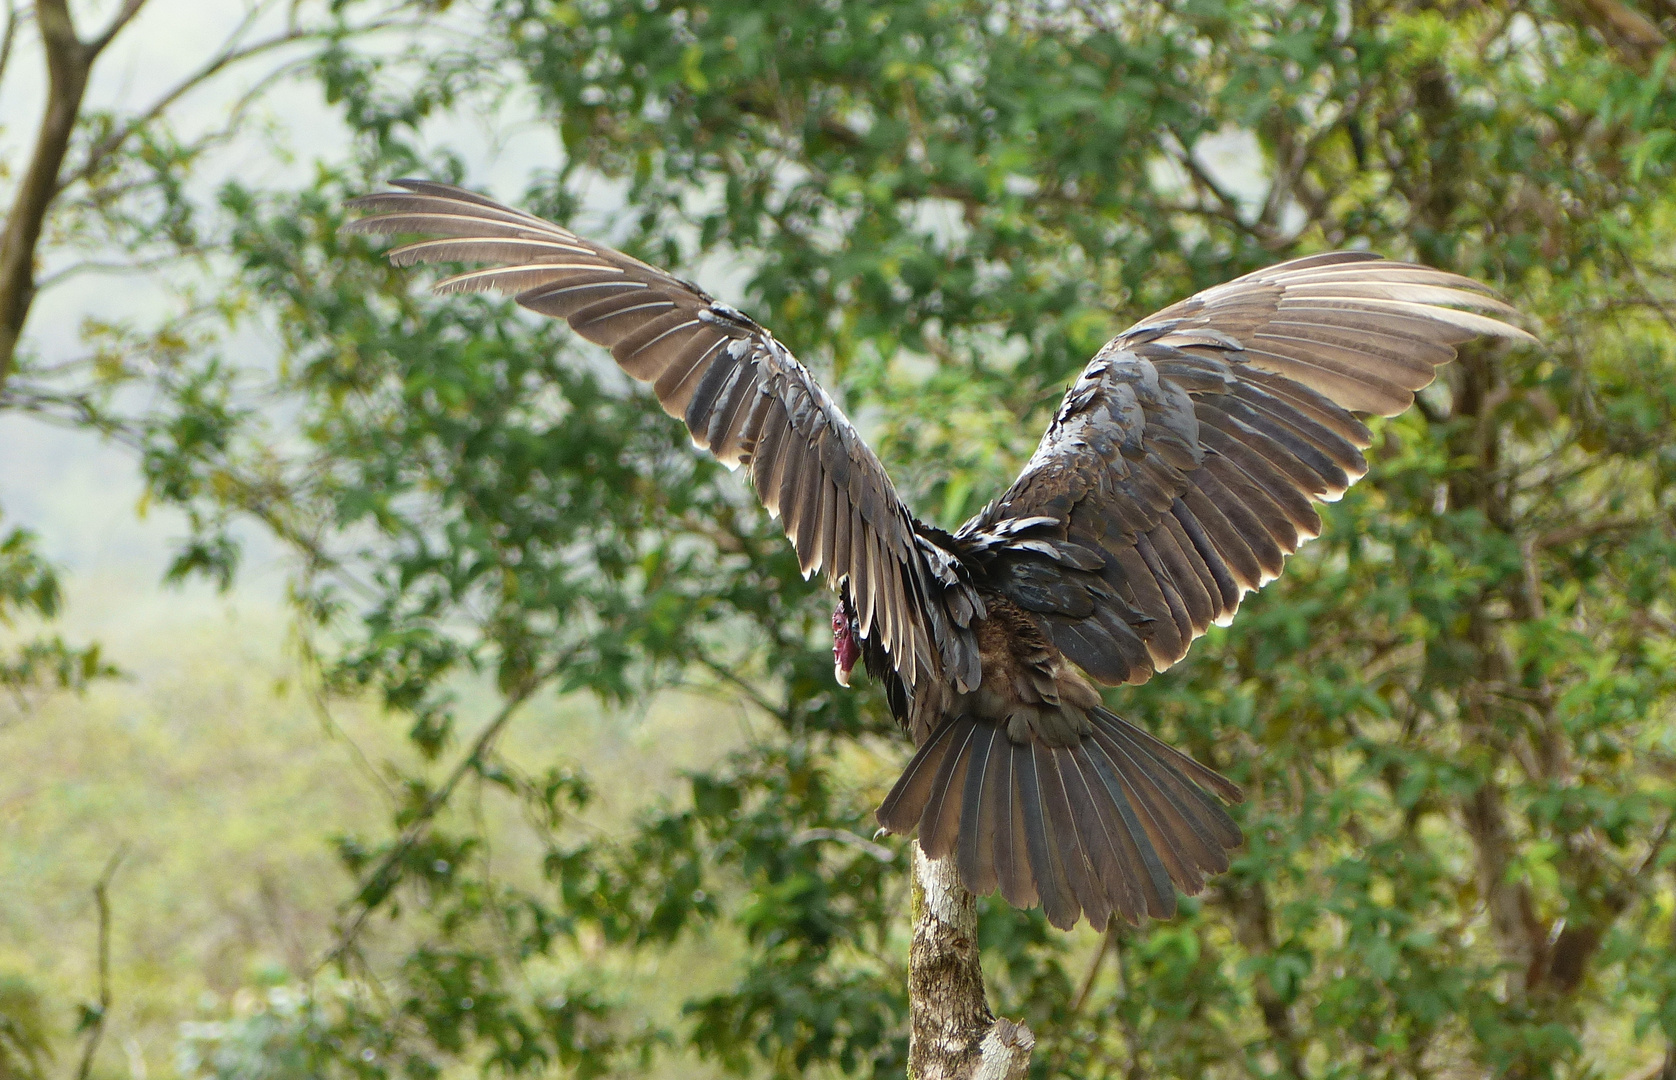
[4,0,1676,1077]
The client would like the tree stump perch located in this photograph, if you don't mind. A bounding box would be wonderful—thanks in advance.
[909,845,1035,1080]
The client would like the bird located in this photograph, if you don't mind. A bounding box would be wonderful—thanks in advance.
[346,180,1535,930]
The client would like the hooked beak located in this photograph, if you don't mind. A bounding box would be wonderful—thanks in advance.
[834,661,851,688]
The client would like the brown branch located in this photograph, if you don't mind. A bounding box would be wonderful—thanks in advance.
[1630,608,1676,638]
[1160,129,1280,247]
[1664,871,1676,1080]
[296,627,400,806]
[54,5,391,199]
[1533,518,1648,549]
[1608,233,1676,340]
[1045,914,1120,1080]
[1256,88,1367,244]
[75,844,127,1080]
[1476,0,1531,55]
[0,0,94,389]
[1107,931,1148,1080]
[7,369,378,600]
[1257,116,1304,234]
[697,653,794,726]
[0,0,412,390]
[34,253,207,289]
[1625,811,1676,888]
[1462,782,1547,998]
[1569,0,1666,70]
[85,0,146,57]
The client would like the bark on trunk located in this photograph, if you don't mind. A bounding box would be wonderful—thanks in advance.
[0,0,147,390]
[909,845,1034,1080]
[0,1,89,387]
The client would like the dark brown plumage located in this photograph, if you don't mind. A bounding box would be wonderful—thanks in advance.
[346,180,1536,929]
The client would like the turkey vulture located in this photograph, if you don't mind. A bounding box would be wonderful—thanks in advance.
[346,181,1535,930]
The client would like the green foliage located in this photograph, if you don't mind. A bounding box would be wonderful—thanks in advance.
[0,516,114,704]
[11,0,1676,1077]
[179,986,331,1080]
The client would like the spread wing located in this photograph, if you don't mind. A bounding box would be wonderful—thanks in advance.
[958,251,1536,686]
[345,180,980,693]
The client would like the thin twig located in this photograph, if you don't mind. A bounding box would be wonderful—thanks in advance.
[291,624,399,804]
[55,6,413,198]
[1630,810,1675,883]
[61,0,272,192]
[1533,518,1646,549]
[0,0,24,94]
[57,23,294,196]
[792,827,896,862]
[34,253,205,289]
[1259,103,1331,237]
[1070,917,1117,1018]
[1612,236,1676,338]
[1161,129,1270,241]
[85,0,145,57]
[75,844,127,1080]
[318,657,569,970]
[697,653,793,726]
[7,370,390,605]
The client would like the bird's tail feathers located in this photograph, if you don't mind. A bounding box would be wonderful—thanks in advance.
[876,707,1242,929]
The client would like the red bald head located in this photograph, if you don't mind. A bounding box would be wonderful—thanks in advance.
[832,601,861,687]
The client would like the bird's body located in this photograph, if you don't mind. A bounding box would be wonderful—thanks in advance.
[348,181,1535,929]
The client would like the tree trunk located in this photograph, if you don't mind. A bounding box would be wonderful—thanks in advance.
[0,0,148,390]
[909,845,1034,1080]
[0,0,92,388]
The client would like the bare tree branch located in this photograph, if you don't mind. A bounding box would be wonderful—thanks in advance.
[0,0,413,391]
[1533,518,1648,549]
[1163,131,1261,231]
[1070,917,1116,1018]
[1463,780,1548,997]
[54,2,339,199]
[0,0,93,389]
[697,653,794,726]
[1224,877,1306,1074]
[1569,0,1667,70]
[318,656,572,970]
[34,253,205,289]
[85,0,145,57]
[792,826,896,861]
[0,0,25,95]
[74,844,127,1080]
[1158,127,1301,250]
